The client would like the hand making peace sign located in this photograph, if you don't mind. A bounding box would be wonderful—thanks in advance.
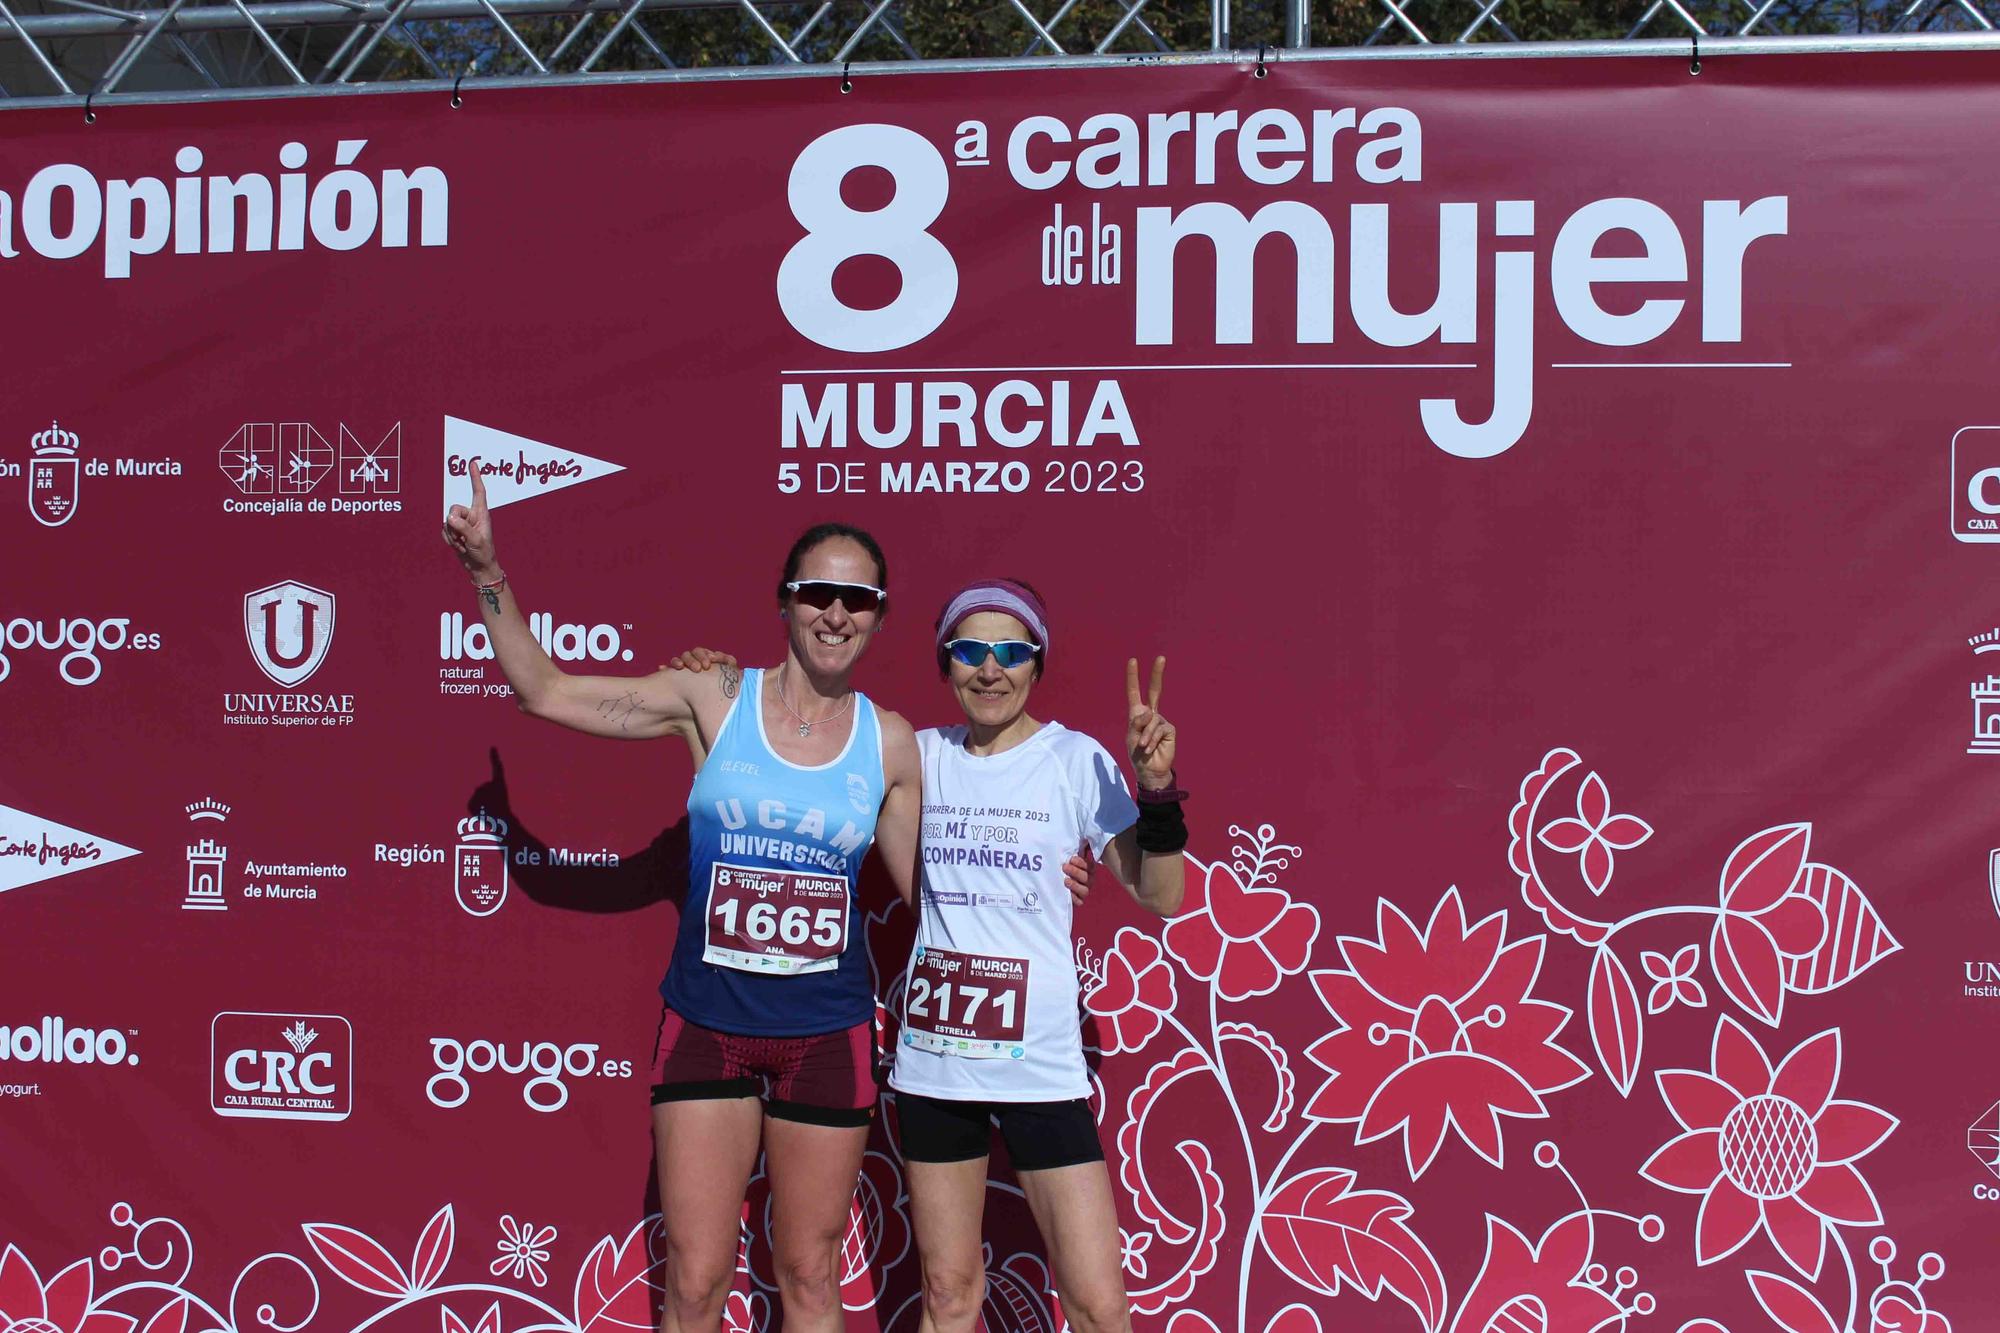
[441,460,501,582]
[1126,656,1176,790]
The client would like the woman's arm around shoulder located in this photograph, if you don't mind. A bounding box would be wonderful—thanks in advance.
[872,708,923,912]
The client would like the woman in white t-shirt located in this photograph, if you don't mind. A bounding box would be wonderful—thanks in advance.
[890,577,1185,1333]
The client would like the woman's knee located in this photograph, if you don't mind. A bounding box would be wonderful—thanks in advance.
[1057,1280,1132,1333]
[771,1240,842,1310]
[661,1246,734,1318]
[920,1263,986,1325]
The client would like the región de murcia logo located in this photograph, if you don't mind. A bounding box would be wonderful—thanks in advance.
[455,810,509,918]
[20,419,182,530]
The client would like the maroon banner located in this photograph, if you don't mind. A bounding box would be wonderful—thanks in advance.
[3,48,1996,1333]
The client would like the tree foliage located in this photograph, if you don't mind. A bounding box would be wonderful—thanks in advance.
[371,0,1948,81]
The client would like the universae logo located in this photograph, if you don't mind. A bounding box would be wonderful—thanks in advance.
[244,580,335,687]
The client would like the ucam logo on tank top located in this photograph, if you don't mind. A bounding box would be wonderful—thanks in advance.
[892,722,1137,1103]
[666,668,884,1036]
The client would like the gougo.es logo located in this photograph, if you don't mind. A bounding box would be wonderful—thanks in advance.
[0,615,161,686]
[425,1036,632,1112]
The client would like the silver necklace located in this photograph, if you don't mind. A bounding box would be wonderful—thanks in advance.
[777,666,852,738]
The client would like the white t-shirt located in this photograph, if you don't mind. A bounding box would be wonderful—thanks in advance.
[889,722,1139,1103]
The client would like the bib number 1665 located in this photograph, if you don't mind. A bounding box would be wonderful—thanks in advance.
[703,863,848,975]
[712,899,843,948]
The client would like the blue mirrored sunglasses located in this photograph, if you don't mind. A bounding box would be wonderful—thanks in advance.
[944,638,1041,669]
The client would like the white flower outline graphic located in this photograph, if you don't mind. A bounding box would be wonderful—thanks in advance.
[488,1215,556,1288]
[1537,771,1653,896]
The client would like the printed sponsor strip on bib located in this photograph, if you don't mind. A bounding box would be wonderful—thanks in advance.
[902,947,1030,1059]
[702,861,848,975]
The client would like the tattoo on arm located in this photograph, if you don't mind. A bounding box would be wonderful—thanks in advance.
[720,666,741,699]
[479,587,500,614]
[597,691,645,733]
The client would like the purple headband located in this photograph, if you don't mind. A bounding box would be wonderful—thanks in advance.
[934,579,1050,662]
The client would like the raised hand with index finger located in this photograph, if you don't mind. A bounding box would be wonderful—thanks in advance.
[441,459,501,584]
[1125,655,1176,790]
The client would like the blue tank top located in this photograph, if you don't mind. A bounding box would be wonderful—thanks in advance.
[662,668,884,1035]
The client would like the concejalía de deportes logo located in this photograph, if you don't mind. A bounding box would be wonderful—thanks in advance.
[425,1037,633,1112]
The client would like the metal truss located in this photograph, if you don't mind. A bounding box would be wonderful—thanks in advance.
[0,0,1994,104]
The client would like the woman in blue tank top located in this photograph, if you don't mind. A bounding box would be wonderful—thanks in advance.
[443,467,921,1333]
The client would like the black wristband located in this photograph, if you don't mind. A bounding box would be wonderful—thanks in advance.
[1134,799,1188,854]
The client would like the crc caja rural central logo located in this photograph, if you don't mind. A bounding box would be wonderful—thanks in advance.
[1951,426,2000,542]
[210,1011,352,1121]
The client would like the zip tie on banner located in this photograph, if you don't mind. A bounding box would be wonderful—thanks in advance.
[451,58,477,107]
[1689,31,1701,75]
[83,89,97,124]
[840,60,853,94]
[1254,43,1268,79]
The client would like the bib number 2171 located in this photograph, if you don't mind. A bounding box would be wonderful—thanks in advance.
[902,947,1029,1059]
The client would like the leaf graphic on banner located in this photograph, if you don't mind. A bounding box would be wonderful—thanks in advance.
[1786,864,1902,995]
[573,1222,656,1332]
[1711,913,1786,1027]
[1587,947,1644,1096]
[1720,824,1810,913]
[140,1298,191,1333]
[302,1222,414,1297]
[1259,1169,1447,1332]
[1746,1270,1841,1333]
[411,1204,455,1293]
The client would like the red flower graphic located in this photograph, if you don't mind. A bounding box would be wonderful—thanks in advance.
[0,1247,134,1333]
[1641,1017,1896,1278]
[1871,1289,1948,1333]
[1510,749,1613,945]
[1303,889,1589,1177]
[1164,858,1318,1002]
[1536,771,1652,896]
[1642,946,1707,1014]
[1446,1213,1625,1333]
[1084,927,1178,1053]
